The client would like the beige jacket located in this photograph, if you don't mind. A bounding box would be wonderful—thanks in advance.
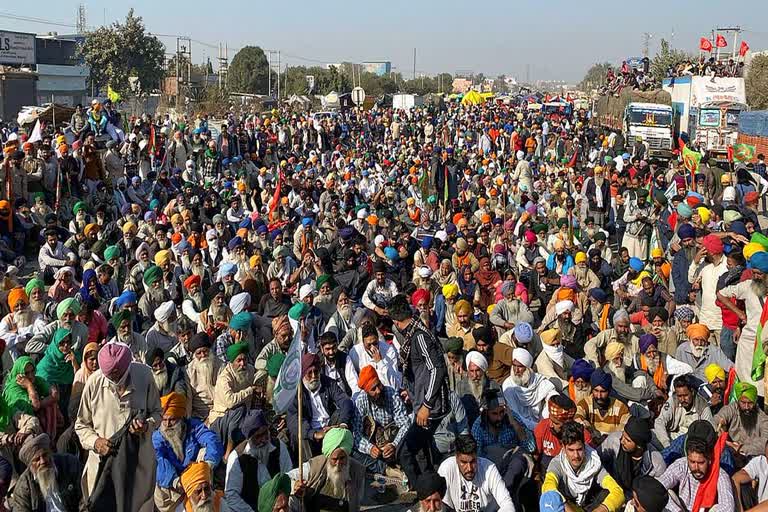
[185,356,221,421]
[207,363,255,424]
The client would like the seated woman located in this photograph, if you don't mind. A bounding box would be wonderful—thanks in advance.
[35,327,80,423]
[3,356,60,439]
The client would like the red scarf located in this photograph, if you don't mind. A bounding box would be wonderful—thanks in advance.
[691,432,728,512]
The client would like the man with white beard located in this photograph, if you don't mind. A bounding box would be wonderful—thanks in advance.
[147,301,180,353]
[23,278,53,321]
[406,472,449,512]
[185,333,221,421]
[455,351,500,427]
[179,462,221,512]
[26,297,90,357]
[129,241,152,293]
[501,347,558,430]
[600,341,659,419]
[344,324,401,396]
[290,427,366,511]
[182,274,206,324]
[108,309,149,362]
[674,324,733,382]
[139,265,171,325]
[147,347,189,398]
[584,309,641,368]
[208,342,257,452]
[534,328,574,387]
[199,283,232,339]
[222,410,293,512]
[12,434,84,511]
[187,249,212,290]
[0,287,45,362]
[218,262,243,302]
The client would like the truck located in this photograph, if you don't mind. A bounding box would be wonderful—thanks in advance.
[662,75,748,161]
[593,88,674,160]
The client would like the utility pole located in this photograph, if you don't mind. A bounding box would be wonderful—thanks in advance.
[277,51,281,100]
[76,4,87,34]
[176,38,181,111]
[642,33,652,59]
[714,26,741,61]
[218,44,228,90]
[413,48,416,80]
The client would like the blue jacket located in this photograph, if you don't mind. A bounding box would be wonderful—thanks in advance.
[152,418,224,488]
[287,375,354,444]
[546,253,574,275]
[671,249,691,304]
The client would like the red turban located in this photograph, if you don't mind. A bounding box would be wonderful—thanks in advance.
[411,288,430,307]
[183,274,201,290]
[701,234,723,255]
[358,365,380,392]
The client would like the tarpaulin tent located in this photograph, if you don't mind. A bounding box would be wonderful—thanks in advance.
[461,90,483,106]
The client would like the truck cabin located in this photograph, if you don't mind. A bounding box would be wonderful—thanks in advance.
[689,102,748,155]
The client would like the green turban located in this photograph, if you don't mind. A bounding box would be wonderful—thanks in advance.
[24,278,45,296]
[52,327,72,346]
[56,298,81,320]
[143,265,163,285]
[104,245,120,261]
[72,201,87,215]
[225,342,249,363]
[288,302,309,321]
[315,274,332,291]
[110,309,133,329]
[752,232,768,251]
[266,352,286,379]
[321,427,353,458]
[444,337,463,355]
[229,312,252,331]
[735,382,758,403]
[533,223,549,234]
[257,473,291,512]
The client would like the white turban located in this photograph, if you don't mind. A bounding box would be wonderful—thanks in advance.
[134,242,150,261]
[465,351,488,372]
[374,235,385,247]
[154,301,176,322]
[555,300,574,316]
[298,284,315,301]
[418,266,433,278]
[356,209,368,219]
[516,150,525,160]
[55,266,75,280]
[230,292,251,315]
[512,348,533,369]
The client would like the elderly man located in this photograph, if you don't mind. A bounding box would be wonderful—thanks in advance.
[475,330,515,385]
[208,342,257,452]
[12,433,83,512]
[153,392,224,512]
[184,333,221,421]
[455,351,499,427]
[653,375,714,449]
[146,301,179,353]
[538,299,582,359]
[351,365,411,479]
[631,333,692,396]
[409,471,448,512]
[501,347,558,430]
[715,382,768,458]
[254,316,293,386]
[139,265,172,325]
[344,324,401,396]
[214,312,254,364]
[324,288,354,343]
[109,308,150,361]
[147,347,188,397]
[674,324,733,382]
[182,274,206,325]
[26,297,89,356]
[0,287,45,360]
[255,473,291,512]
[288,353,354,457]
[598,416,666,496]
[179,461,222,512]
[535,328,574,387]
[223,410,293,512]
[576,369,631,441]
[489,280,534,338]
[542,422,625,511]
[566,359,596,405]
[446,299,482,350]
[600,341,659,410]
[438,434,515,512]
[584,309,640,367]
[290,428,366,511]
[75,342,161,511]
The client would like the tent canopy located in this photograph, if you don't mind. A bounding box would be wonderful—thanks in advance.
[461,90,483,106]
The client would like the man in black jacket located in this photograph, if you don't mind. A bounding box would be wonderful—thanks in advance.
[12,433,84,512]
[286,353,354,457]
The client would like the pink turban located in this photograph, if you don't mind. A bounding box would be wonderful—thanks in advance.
[524,230,537,244]
[97,342,133,378]
[504,218,516,230]
[560,275,578,290]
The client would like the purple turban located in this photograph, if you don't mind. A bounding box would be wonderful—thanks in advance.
[638,333,658,354]
[97,342,133,379]
[571,359,594,381]
[301,353,320,377]
[590,368,612,390]
[560,275,578,290]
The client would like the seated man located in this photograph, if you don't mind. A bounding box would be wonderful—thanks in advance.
[661,419,736,477]
[256,473,291,512]
[287,353,353,457]
[700,363,727,416]
[185,332,220,422]
[542,421,624,511]
[534,328,574,388]
[409,471,449,512]
[179,461,222,512]
[659,431,735,512]
[318,332,351,395]
[584,309,641,367]
[475,329,515,385]
[630,333,693,397]
[600,341,658,410]
[653,374,713,449]
[208,342,257,451]
[153,392,224,512]
[629,476,670,512]
[598,416,666,496]
[455,351,499,427]
[446,299,482,350]
[344,324,400,396]
[290,428,366,511]
[565,358,595,405]
[437,434,515,512]
[575,369,631,442]
[12,434,83,512]
[501,348,557,430]
[26,297,89,356]
[534,395,593,474]
[714,382,768,459]
[351,366,411,479]
[733,439,768,511]
[147,347,189,398]
[674,323,732,381]
[223,410,293,512]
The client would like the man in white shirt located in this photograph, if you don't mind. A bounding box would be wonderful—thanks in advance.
[345,324,401,396]
[687,234,729,346]
[437,434,515,512]
[362,260,399,316]
[733,439,768,510]
[223,410,292,512]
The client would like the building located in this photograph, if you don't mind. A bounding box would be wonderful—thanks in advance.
[35,34,89,106]
[362,61,391,76]
[452,78,473,94]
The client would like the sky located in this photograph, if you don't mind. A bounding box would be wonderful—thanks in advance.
[4,0,768,83]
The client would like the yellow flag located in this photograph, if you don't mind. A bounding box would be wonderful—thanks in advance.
[107,85,121,103]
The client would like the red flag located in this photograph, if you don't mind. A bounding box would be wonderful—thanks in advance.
[565,150,578,168]
[716,34,728,48]
[727,145,734,163]
[700,37,713,52]
[740,40,750,57]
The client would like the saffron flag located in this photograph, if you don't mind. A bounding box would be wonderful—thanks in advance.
[107,85,121,104]
[716,34,728,48]
[740,41,750,58]
[272,317,302,414]
[700,38,713,52]
[565,150,578,168]
[268,170,283,222]
[750,297,768,381]
[724,367,739,404]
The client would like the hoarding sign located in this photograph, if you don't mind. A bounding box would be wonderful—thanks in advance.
[0,30,36,65]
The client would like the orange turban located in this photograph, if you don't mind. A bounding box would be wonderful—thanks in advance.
[84,223,99,237]
[556,288,576,302]
[180,461,211,499]
[7,287,28,310]
[358,365,380,392]
[183,274,201,290]
[686,323,710,340]
[160,392,187,419]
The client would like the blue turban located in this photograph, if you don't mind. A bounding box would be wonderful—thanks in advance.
[256,224,268,234]
[176,241,190,253]
[229,312,252,331]
[500,280,516,297]
[219,262,237,276]
[239,218,252,229]
[589,288,608,303]
[628,257,643,272]
[239,409,267,439]
[677,203,693,219]
[751,251,768,273]
[228,237,244,250]
[302,217,314,228]
[339,227,354,241]
[571,359,594,381]
[590,368,612,390]
[384,246,399,261]
[677,223,695,240]
[421,236,433,250]
[445,223,457,235]
[730,221,748,239]
[638,333,658,353]
[270,229,282,241]
[115,290,137,308]
[513,322,533,344]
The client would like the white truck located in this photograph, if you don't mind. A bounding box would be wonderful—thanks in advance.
[662,75,748,161]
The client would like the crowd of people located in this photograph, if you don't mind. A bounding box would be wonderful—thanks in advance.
[0,90,764,512]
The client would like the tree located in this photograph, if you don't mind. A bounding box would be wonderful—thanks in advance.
[79,9,165,96]
[578,62,612,92]
[228,46,270,94]
[650,39,691,86]
[746,54,768,110]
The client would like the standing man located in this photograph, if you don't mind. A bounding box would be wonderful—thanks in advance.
[687,234,728,347]
[388,294,449,481]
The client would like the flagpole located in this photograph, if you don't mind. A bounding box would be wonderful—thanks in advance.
[297,374,303,483]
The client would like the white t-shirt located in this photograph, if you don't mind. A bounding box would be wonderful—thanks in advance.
[745,455,768,503]
[438,456,515,512]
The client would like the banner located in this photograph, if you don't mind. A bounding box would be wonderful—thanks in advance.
[732,143,756,163]
[699,37,713,52]
[716,34,728,48]
[272,318,302,414]
[107,85,121,104]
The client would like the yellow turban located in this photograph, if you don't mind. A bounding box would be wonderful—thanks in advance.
[651,247,664,259]
[744,242,765,261]
[540,329,560,346]
[84,223,99,237]
[686,323,710,341]
[154,250,171,267]
[454,299,472,315]
[604,341,625,361]
[121,222,137,234]
[704,363,725,384]
[574,252,587,264]
[442,283,459,299]
[553,239,565,251]
[180,462,211,500]
[697,207,711,225]
[486,304,495,315]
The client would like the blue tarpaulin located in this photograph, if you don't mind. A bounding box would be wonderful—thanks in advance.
[738,111,768,137]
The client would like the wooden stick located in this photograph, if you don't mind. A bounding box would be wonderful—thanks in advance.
[297,376,303,482]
